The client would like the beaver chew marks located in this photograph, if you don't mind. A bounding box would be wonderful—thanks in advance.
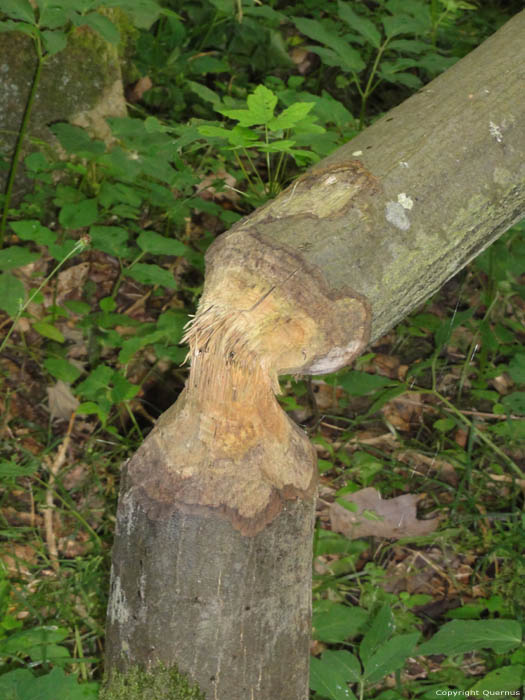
[127,233,371,535]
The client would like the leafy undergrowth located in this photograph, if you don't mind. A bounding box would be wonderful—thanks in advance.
[0,0,524,699]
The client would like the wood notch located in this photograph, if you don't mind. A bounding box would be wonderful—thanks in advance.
[126,233,371,535]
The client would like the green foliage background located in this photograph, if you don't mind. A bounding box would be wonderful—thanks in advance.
[0,0,524,698]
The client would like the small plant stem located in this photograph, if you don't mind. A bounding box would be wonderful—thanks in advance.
[458,294,499,400]
[43,412,77,573]
[0,238,88,354]
[0,48,45,247]
[359,40,389,130]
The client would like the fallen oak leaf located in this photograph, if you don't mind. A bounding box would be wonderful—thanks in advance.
[330,487,440,540]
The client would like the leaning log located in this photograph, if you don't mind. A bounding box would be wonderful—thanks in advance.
[104,11,525,700]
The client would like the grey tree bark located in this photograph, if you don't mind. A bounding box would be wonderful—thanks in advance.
[104,11,525,700]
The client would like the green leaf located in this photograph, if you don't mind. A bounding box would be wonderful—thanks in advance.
[89,225,132,258]
[0,666,99,700]
[501,392,525,415]
[247,84,278,122]
[0,18,36,35]
[363,632,419,683]
[508,353,525,384]
[219,85,278,127]
[313,602,369,643]
[76,402,108,423]
[125,263,177,289]
[382,14,427,38]
[104,0,161,29]
[81,12,120,45]
[339,370,395,396]
[41,29,68,55]
[268,102,315,130]
[360,604,394,666]
[44,357,82,383]
[59,199,98,229]
[38,5,71,29]
[137,230,189,257]
[10,220,56,246]
[0,246,39,270]
[0,273,25,317]
[417,620,522,656]
[310,650,360,700]
[50,123,106,156]
[337,2,382,48]
[76,365,113,401]
[33,321,65,343]
[110,372,140,403]
[294,17,365,72]
[469,665,525,693]
[197,124,232,141]
[0,0,35,22]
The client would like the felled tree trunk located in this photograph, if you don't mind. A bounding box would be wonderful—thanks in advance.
[104,11,525,699]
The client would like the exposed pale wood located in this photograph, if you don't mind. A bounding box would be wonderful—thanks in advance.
[105,12,525,699]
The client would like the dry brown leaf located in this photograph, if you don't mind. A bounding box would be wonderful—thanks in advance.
[47,380,79,420]
[382,393,424,432]
[56,263,89,303]
[397,449,458,486]
[330,486,440,540]
[126,75,153,103]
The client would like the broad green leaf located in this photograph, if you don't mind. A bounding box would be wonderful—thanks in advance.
[508,353,525,383]
[0,19,36,35]
[381,71,422,89]
[295,17,365,72]
[198,125,232,140]
[257,139,297,153]
[417,620,522,656]
[0,246,39,271]
[469,665,525,693]
[313,602,368,643]
[38,5,71,29]
[310,652,359,700]
[360,604,394,666]
[187,80,221,106]
[189,55,228,74]
[104,0,162,29]
[0,666,99,700]
[0,273,25,317]
[0,0,35,22]
[33,321,65,343]
[388,38,429,53]
[50,123,105,156]
[59,199,98,229]
[501,392,525,415]
[125,263,177,289]
[137,230,189,257]
[363,632,419,683]
[338,370,396,396]
[246,85,277,123]
[382,14,427,38]
[42,29,68,55]
[0,626,68,654]
[337,2,381,48]
[110,373,140,403]
[89,225,131,258]
[44,358,82,383]
[76,402,108,422]
[76,365,114,400]
[268,102,315,130]
[10,220,56,246]
[81,12,120,45]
